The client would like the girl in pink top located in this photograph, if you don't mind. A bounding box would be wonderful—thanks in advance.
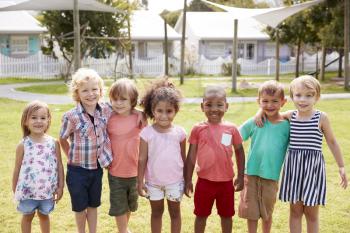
[138,78,186,233]
[107,78,147,233]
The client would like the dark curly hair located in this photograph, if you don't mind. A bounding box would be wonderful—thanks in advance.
[140,77,182,120]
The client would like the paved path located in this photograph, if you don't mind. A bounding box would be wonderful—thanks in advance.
[1,82,350,105]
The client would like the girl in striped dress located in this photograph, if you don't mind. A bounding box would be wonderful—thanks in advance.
[279,75,347,233]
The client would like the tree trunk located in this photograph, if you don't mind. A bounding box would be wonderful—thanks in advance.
[345,0,350,90]
[338,48,343,78]
[180,0,187,85]
[164,18,169,76]
[295,39,301,78]
[320,44,326,81]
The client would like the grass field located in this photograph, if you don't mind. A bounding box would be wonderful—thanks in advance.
[0,97,349,233]
[14,72,350,98]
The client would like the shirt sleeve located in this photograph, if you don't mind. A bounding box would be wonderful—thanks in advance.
[60,113,74,139]
[232,125,243,146]
[239,118,254,141]
[140,126,149,142]
[188,125,199,145]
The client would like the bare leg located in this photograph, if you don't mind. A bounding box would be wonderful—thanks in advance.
[194,216,207,233]
[304,206,319,233]
[220,217,232,233]
[262,216,272,233]
[37,211,50,233]
[247,219,258,233]
[150,200,164,233]
[75,210,87,233]
[115,212,131,233]
[290,202,304,233]
[167,200,181,233]
[21,213,35,233]
[86,207,98,233]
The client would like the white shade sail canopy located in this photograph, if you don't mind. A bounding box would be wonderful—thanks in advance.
[0,0,121,13]
[201,0,324,28]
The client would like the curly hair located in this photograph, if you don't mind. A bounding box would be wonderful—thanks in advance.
[140,77,182,119]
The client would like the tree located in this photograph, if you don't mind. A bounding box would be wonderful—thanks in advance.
[39,0,131,77]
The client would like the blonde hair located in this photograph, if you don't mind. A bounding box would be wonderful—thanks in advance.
[203,85,226,100]
[21,101,51,138]
[70,68,104,102]
[289,75,321,99]
[109,78,138,109]
[258,80,285,100]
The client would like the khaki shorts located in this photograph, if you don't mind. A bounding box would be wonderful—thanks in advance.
[238,175,278,221]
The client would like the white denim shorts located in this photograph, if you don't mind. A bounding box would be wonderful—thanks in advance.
[145,181,184,202]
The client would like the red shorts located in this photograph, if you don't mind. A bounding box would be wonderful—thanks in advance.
[194,178,235,217]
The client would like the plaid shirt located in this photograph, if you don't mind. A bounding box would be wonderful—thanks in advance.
[60,102,113,169]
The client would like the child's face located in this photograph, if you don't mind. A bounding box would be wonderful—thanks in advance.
[291,84,318,113]
[201,95,228,124]
[152,101,176,129]
[77,80,101,109]
[110,94,132,116]
[25,108,50,136]
[258,92,286,120]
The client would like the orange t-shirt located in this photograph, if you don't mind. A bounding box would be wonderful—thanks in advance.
[188,121,242,182]
[107,113,145,177]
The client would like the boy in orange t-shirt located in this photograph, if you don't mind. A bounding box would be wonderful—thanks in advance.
[185,85,245,233]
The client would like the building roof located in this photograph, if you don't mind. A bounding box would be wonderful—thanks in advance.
[130,10,181,41]
[175,12,269,40]
[0,10,46,34]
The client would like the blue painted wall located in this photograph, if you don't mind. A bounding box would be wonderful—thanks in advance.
[0,34,40,56]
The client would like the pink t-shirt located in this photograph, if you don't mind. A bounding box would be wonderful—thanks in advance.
[188,121,243,182]
[140,125,186,186]
[107,113,145,177]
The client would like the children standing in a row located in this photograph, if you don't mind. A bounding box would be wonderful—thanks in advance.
[12,101,64,233]
[239,81,290,233]
[107,78,147,233]
[59,68,113,233]
[185,85,245,233]
[138,78,186,233]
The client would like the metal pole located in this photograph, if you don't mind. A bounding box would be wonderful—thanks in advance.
[231,19,238,92]
[180,0,187,84]
[127,2,133,79]
[345,0,350,90]
[73,0,81,71]
[275,28,280,81]
[164,18,169,76]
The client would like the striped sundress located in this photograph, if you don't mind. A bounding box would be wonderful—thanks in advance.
[279,110,326,206]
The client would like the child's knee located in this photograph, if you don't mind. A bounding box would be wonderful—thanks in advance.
[22,213,35,222]
[290,205,303,218]
[37,211,49,220]
[304,207,319,222]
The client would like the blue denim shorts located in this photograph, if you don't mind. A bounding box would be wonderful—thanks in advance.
[66,165,103,212]
[17,199,54,215]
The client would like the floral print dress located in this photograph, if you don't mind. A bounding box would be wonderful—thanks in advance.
[14,136,58,201]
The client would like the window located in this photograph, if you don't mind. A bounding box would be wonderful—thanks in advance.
[147,42,163,58]
[11,36,29,54]
[238,43,244,58]
[207,42,225,57]
[246,43,255,60]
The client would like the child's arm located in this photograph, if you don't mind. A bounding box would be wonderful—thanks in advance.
[132,109,147,129]
[254,109,293,127]
[12,142,24,193]
[233,143,245,192]
[59,137,70,158]
[184,143,197,198]
[180,139,186,163]
[137,138,148,197]
[54,140,65,203]
[321,112,348,189]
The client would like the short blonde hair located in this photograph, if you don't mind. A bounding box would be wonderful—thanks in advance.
[289,75,321,99]
[21,101,51,138]
[109,78,139,109]
[258,80,285,100]
[70,68,104,102]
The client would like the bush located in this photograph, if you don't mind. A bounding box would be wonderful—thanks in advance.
[221,62,241,76]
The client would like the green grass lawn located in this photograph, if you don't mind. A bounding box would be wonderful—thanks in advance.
[15,72,350,98]
[0,98,349,233]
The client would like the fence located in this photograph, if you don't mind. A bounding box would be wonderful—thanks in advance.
[0,51,346,79]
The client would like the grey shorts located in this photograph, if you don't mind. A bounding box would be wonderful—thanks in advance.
[108,174,138,216]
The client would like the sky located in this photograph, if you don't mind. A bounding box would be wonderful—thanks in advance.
[146,0,193,13]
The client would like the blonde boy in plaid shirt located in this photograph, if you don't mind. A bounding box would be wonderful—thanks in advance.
[59,68,113,233]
